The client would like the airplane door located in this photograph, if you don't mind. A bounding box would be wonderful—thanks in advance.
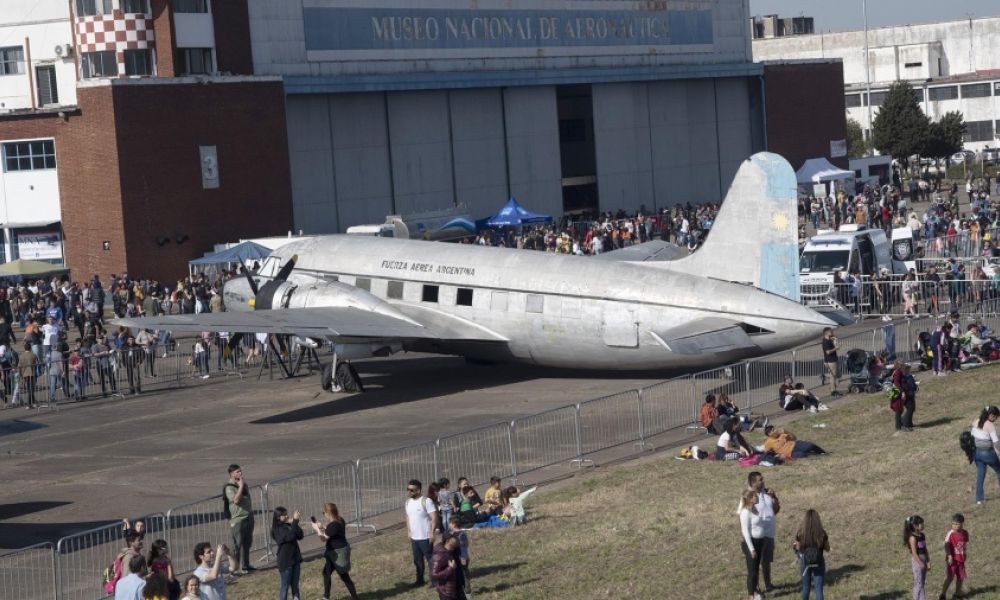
[601,307,638,348]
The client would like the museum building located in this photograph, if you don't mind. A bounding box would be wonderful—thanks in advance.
[248,0,768,233]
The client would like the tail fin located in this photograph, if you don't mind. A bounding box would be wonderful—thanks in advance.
[666,152,800,301]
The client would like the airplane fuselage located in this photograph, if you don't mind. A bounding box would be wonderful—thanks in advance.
[230,235,830,371]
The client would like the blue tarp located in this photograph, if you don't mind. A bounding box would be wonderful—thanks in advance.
[476,197,553,228]
[189,241,272,266]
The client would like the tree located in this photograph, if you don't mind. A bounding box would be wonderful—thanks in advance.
[872,81,930,160]
[923,111,965,160]
[846,118,869,158]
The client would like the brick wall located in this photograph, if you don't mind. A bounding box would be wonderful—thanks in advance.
[111,80,292,282]
[0,79,292,283]
[212,1,254,75]
[764,61,849,172]
[150,0,176,77]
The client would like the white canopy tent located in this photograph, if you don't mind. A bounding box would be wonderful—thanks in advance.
[796,158,854,184]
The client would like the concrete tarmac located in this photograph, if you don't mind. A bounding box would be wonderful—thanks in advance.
[0,316,893,549]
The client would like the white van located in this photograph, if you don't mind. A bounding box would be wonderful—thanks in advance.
[799,226,896,300]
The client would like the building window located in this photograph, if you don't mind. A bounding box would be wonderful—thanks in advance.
[81,51,117,78]
[2,140,56,173]
[121,0,149,14]
[75,0,113,16]
[912,89,924,103]
[904,61,923,68]
[844,94,862,108]
[868,91,888,107]
[176,48,214,75]
[422,285,439,303]
[355,277,371,292]
[526,294,544,314]
[387,281,403,299]
[961,83,991,99]
[174,0,209,12]
[123,49,152,76]
[456,288,473,306]
[0,46,24,76]
[964,120,993,143]
[928,86,958,101]
[36,66,58,105]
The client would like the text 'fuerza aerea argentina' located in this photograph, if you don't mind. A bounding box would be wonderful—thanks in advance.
[381,260,476,277]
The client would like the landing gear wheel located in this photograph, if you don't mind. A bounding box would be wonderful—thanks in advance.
[334,362,364,393]
[321,363,335,392]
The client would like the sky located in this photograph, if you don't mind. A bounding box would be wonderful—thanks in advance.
[749,0,1000,33]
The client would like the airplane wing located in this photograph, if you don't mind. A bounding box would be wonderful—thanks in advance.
[113,307,436,340]
[591,240,686,262]
[647,317,759,355]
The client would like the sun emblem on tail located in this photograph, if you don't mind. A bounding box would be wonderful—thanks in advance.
[772,212,789,231]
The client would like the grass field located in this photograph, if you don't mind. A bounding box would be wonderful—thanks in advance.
[229,364,1000,600]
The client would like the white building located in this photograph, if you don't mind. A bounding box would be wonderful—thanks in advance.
[753,15,1000,151]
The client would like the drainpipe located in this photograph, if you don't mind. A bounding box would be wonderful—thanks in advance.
[758,74,768,152]
[25,37,36,110]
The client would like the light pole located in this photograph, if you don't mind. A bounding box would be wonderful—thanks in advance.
[862,0,873,155]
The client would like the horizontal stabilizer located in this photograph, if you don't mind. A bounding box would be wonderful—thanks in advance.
[649,317,758,355]
[113,306,434,340]
[592,240,686,262]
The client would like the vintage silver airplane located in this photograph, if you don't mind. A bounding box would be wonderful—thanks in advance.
[116,152,834,391]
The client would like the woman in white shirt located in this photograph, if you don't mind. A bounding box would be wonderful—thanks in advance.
[971,406,1000,505]
[716,419,753,461]
[738,488,765,600]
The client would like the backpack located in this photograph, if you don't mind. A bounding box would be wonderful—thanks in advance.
[101,552,125,595]
[222,484,237,520]
[959,431,976,464]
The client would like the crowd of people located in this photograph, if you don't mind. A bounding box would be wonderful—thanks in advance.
[103,466,538,600]
[472,203,721,255]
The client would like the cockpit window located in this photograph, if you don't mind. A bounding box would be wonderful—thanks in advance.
[259,256,280,278]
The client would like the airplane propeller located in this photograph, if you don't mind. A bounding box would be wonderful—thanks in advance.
[227,255,298,359]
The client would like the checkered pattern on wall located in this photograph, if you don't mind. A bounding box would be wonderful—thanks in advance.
[75,14,155,53]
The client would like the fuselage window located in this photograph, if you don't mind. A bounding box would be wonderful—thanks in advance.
[356,277,372,292]
[422,285,439,303]
[456,288,473,306]
[387,281,404,299]
[526,294,544,314]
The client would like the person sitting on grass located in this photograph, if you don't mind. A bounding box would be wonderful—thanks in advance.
[762,426,828,460]
[456,486,484,527]
[716,418,754,461]
[483,477,503,514]
[779,381,827,413]
[699,394,720,432]
[718,393,768,432]
[503,485,537,525]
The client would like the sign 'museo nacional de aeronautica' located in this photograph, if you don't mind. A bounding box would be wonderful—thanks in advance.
[302,0,715,62]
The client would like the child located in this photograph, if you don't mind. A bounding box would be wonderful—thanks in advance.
[504,485,537,525]
[436,478,455,529]
[483,477,503,514]
[447,516,471,595]
[940,513,969,600]
[905,515,930,600]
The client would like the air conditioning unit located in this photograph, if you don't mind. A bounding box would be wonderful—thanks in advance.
[54,44,73,57]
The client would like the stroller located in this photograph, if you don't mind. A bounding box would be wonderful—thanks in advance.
[914,331,934,371]
[845,349,882,393]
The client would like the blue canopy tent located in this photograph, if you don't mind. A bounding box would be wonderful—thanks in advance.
[188,241,272,276]
[476,197,553,228]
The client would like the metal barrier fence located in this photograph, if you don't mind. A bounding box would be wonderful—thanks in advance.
[0,542,56,600]
[55,514,166,600]
[7,315,1000,599]
[163,486,269,581]
[801,279,1000,319]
